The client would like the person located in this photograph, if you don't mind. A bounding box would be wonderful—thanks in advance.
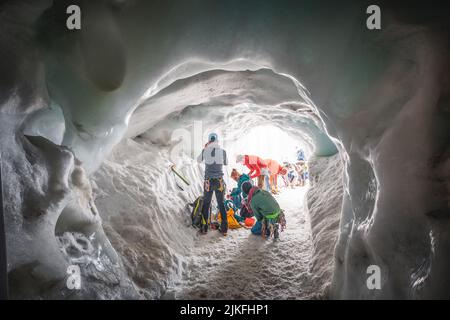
[239,196,254,219]
[236,154,270,191]
[295,161,304,187]
[230,169,251,209]
[241,181,286,239]
[295,160,309,187]
[296,147,305,162]
[303,162,309,183]
[302,162,308,185]
[265,159,287,194]
[197,133,228,235]
[294,148,308,187]
[281,161,290,187]
[286,163,297,188]
[230,169,254,219]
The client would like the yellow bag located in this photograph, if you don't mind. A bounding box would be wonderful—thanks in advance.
[218,208,241,229]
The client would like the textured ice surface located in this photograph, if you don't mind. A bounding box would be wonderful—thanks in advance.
[127,69,337,158]
[1,0,449,299]
[0,117,138,299]
[306,155,344,295]
[91,137,202,298]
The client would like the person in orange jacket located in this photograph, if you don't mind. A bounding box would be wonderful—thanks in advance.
[265,159,287,194]
[236,154,270,191]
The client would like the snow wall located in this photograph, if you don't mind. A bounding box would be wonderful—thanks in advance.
[1,0,449,299]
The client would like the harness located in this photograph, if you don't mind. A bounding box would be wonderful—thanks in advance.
[204,177,225,192]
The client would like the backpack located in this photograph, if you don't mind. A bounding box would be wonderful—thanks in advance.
[218,207,241,229]
[189,196,211,229]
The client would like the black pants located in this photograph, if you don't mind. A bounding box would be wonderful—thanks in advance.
[202,178,228,232]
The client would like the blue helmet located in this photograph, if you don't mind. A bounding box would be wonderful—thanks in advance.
[208,132,218,142]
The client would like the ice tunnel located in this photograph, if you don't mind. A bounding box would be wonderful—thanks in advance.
[0,0,450,300]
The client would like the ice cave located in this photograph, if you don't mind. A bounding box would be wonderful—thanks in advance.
[0,0,449,300]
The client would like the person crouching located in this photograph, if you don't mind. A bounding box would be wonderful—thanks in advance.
[241,181,286,239]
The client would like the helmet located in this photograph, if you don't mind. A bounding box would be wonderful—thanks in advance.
[208,132,218,142]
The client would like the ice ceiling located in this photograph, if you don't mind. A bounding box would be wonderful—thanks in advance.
[24,65,338,172]
[1,0,449,299]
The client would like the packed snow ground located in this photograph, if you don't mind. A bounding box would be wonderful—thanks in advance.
[163,187,317,300]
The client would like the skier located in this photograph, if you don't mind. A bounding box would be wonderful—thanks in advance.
[197,133,228,235]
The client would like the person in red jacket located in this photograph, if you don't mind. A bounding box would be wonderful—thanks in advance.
[265,159,287,194]
[236,155,269,190]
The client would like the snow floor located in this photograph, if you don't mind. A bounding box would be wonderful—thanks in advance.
[163,187,317,300]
